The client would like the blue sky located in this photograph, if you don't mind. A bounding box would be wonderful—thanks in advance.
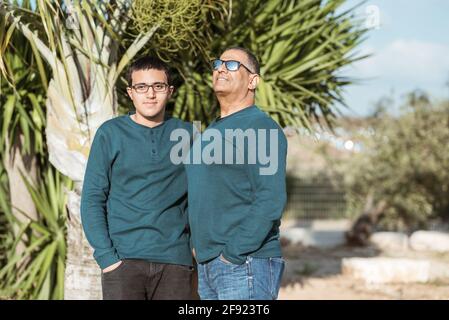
[337,0,449,116]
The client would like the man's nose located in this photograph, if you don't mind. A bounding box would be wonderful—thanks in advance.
[146,87,156,98]
[217,62,228,73]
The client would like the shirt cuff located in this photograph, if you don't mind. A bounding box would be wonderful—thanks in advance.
[95,251,121,270]
[222,247,246,265]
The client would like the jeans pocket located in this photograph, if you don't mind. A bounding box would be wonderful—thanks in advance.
[270,257,285,264]
[175,264,195,272]
[269,257,285,299]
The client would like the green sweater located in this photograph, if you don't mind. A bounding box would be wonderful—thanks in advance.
[80,113,192,269]
[186,105,287,265]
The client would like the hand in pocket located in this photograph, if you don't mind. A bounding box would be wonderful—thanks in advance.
[102,260,123,274]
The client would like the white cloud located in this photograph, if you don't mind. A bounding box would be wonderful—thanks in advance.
[354,39,449,85]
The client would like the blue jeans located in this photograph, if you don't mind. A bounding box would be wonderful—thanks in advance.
[197,255,285,300]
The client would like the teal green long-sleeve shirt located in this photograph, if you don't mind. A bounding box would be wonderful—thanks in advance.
[185,105,287,265]
[80,113,193,269]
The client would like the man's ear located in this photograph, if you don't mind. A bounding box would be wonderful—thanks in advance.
[168,85,175,98]
[126,87,133,99]
[248,74,260,90]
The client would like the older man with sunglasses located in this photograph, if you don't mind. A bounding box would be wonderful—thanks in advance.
[185,47,288,300]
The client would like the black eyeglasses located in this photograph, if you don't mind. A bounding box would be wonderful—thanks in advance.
[130,82,170,94]
[211,59,256,74]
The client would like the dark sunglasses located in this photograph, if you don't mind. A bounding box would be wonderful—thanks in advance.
[211,59,256,74]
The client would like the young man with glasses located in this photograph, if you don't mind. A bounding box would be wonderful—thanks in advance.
[186,47,287,300]
[81,56,194,300]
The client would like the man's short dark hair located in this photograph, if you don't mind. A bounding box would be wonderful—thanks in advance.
[222,46,260,75]
[126,56,172,85]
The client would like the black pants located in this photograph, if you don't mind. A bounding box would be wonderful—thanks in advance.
[101,259,197,300]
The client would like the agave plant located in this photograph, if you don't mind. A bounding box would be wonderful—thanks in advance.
[0,0,50,278]
[0,0,68,301]
[0,0,47,153]
[0,164,10,266]
[0,166,72,300]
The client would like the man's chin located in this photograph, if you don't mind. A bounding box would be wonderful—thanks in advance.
[142,113,163,120]
[136,109,164,120]
[213,87,229,95]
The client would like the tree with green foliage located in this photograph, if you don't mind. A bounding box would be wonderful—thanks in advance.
[0,1,74,300]
[334,92,449,243]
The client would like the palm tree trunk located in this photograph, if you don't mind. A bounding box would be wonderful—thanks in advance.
[64,183,102,299]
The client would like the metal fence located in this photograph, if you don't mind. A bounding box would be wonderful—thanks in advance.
[284,176,348,220]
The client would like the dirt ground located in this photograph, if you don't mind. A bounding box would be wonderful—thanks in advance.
[278,244,449,300]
